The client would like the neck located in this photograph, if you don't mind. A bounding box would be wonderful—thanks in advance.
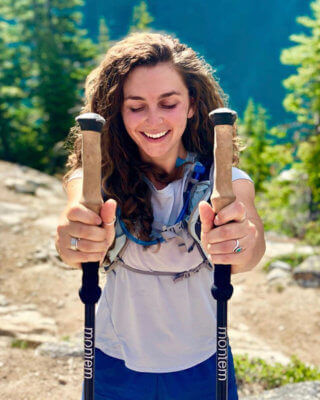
[141,146,188,175]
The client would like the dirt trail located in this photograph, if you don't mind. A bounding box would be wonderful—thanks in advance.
[0,161,319,399]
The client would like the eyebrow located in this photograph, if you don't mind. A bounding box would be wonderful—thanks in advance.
[124,91,182,101]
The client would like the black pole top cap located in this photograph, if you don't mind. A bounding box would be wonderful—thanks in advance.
[75,112,106,133]
[209,107,237,126]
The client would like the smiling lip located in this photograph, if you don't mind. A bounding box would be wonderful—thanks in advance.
[139,130,171,141]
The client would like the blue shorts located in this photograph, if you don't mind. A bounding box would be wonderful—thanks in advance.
[81,346,238,400]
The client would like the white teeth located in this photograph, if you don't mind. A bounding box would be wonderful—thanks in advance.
[143,130,169,138]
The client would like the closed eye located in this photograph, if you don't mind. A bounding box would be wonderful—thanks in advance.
[130,104,177,112]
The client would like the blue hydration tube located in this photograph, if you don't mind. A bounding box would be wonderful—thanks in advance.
[117,158,206,246]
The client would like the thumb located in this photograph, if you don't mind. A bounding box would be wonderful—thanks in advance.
[199,201,215,235]
[100,199,117,244]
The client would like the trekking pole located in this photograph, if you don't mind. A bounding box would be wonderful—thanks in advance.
[209,108,237,400]
[75,112,106,400]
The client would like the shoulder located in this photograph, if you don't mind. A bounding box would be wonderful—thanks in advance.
[231,168,255,209]
[231,167,254,183]
[230,167,255,202]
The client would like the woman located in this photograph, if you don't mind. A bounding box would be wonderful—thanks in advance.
[56,31,266,400]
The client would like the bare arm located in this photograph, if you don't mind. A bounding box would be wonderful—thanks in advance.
[55,178,117,269]
[64,177,83,205]
[199,179,266,275]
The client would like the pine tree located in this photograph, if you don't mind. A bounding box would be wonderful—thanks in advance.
[0,0,98,172]
[129,1,154,33]
[238,98,292,193]
[280,0,320,217]
[0,15,38,165]
[97,16,111,56]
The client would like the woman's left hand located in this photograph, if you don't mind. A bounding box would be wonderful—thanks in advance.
[198,180,266,274]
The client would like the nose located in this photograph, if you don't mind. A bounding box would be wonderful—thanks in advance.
[145,109,163,125]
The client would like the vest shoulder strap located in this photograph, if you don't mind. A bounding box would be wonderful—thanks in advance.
[102,157,213,272]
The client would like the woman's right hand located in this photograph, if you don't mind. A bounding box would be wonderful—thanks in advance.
[55,199,117,269]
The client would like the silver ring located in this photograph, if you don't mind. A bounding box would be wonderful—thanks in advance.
[70,237,80,251]
[233,239,243,254]
[104,216,116,226]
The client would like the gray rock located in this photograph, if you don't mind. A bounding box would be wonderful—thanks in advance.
[0,295,9,306]
[0,303,57,338]
[265,241,318,259]
[293,255,320,288]
[241,380,320,399]
[265,231,291,241]
[268,261,292,272]
[1,162,64,198]
[32,215,60,232]
[0,201,29,225]
[36,341,83,358]
[11,225,24,234]
[16,261,25,268]
[4,178,38,195]
[267,268,292,283]
[230,326,291,365]
[265,241,296,258]
[34,249,50,262]
[277,168,306,183]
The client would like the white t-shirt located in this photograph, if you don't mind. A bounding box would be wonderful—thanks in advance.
[67,158,254,372]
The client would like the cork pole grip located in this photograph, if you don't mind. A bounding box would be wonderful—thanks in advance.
[211,125,236,213]
[209,108,237,213]
[81,130,103,214]
[75,113,106,215]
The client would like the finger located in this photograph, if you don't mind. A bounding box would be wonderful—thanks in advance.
[68,222,107,241]
[199,201,215,235]
[67,204,102,225]
[206,237,247,255]
[206,221,247,244]
[214,200,246,226]
[207,251,247,266]
[100,199,117,247]
[64,248,106,264]
[100,199,117,244]
[101,199,117,224]
[69,237,109,253]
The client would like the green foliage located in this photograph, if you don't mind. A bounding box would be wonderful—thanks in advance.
[234,353,320,391]
[0,0,99,173]
[98,17,111,56]
[280,0,320,216]
[0,0,157,175]
[129,1,154,33]
[256,166,311,239]
[297,134,320,205]
[11,339,30,349]
[304,220,320,246]
[238,99,293,193]
[251,0,320,243]
[280,0,320,126]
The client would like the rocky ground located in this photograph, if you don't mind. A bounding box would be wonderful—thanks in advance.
[0,160,319,400]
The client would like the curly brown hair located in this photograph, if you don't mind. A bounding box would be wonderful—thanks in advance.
[63,31,241,244]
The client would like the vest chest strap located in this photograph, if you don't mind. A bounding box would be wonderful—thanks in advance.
[105,258,212,283]
[152,220,195,252]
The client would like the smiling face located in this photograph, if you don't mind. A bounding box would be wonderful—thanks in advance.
[121,62,194,172]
